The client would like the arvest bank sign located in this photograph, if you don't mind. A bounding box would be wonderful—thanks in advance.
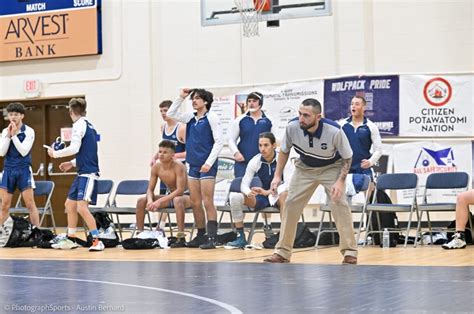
[0,0,102,62]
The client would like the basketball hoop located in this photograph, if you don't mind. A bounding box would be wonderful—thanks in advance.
[234,0,270,37]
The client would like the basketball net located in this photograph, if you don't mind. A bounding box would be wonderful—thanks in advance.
[234,0,268,37]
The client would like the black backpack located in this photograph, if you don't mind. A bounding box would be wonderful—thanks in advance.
[93,211,114,230]
[369,190,399,247]
[122,238,159,249]
[262,233,279,248]
[35,229,57,248]
[0,215,56,249]
[3,216,33,248]
[293,223,316,248]
[313,231,340,245]
[92,212,120,247]
[263,223,316,249]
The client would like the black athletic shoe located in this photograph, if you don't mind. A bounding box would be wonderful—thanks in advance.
[186,234,208,248]
[199,237,217,250]
[170,237,187,248]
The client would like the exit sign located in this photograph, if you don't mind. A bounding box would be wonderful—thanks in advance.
[24,79,40,97]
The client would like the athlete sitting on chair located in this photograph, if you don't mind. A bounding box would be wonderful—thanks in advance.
[225,132,289,249]
[135,140,191,248]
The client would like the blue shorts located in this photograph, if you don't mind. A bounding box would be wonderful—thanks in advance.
[153,190,190,208]
[188,162,218,180]
[68,175,98,205]
[351,167,374,179]
[254,195,272,211]
[233,161,248,178]
[0,167,35,194]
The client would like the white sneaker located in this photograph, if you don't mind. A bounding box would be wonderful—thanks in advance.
[155,231,169,249]
[3,216,13,231]
[442,233,467,249]
[98,227,117,240]
[0,225,11,247]
[52,238,80,250]
[89,238,105,251]
[50,233,67,245]
[137,230,155,239]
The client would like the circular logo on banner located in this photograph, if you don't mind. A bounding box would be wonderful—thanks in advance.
[423,77,452,107]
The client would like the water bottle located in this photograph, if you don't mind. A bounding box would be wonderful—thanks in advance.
[382,228,390,248]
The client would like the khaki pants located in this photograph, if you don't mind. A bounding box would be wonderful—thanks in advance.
[274,159,358,260]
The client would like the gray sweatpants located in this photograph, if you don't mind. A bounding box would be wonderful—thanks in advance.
[274,159,358,260]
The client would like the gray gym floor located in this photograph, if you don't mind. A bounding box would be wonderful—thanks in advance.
[0,260,472,313]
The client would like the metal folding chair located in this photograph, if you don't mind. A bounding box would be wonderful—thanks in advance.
[415,172,470,247]
[217,176,263,231]
[10,180,56,233]
[237,177,281,243]
[364,173,418,247]
[89,179,114,213]
[105,179,149,240]
[82,179,114,235]
[217,176,297,243]
[315,174,372,247]
[155,206,195,238]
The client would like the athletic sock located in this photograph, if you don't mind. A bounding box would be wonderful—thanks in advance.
[456,231,465,240]
[207,220,218,238]
[67,228,77,238]
[89,229,99,238]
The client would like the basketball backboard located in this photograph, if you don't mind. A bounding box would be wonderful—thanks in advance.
[201,0,332,26]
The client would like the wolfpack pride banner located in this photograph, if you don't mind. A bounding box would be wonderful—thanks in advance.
[323,75,399,136]
[393,141,472,204]
[0,0,102,62]
[399,75,473,136]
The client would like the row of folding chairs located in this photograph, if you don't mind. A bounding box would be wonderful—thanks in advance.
[90,179,196,241]
[11,172,470,246]
[316,172,471,248]
[8,179,186,240]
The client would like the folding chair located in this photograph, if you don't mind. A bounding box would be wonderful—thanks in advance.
[364,173,418,247]
[83,179,114,235]
[217,176,263,232]
[217,177,295,243]
[218,176,279,243]
[10,180,56,233]
[89,180,114,213]
[105,180,149,240]
[315,174,371,247]
[415,172,470,247]
[155,206,195,238]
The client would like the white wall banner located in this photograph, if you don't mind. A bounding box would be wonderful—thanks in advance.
[236,80,324,140]
[208,95,235,137]
[400,75,473,136]
[207,80,324,141]
[393,141,472,204]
